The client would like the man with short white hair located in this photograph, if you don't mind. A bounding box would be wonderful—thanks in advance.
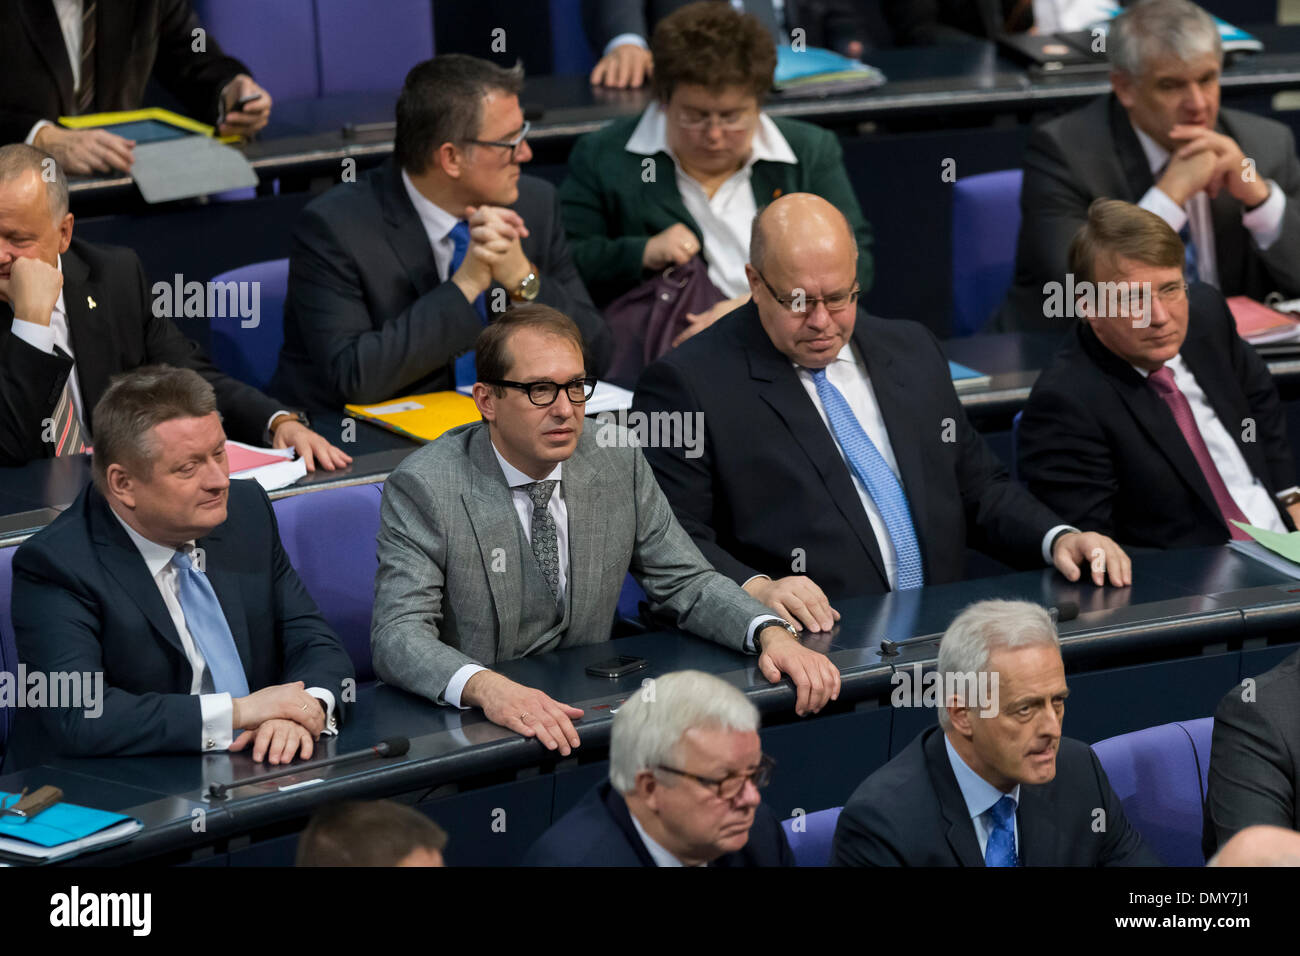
[831,599,1157,866]
[523,670,794,866]
[1000,0,1300,330]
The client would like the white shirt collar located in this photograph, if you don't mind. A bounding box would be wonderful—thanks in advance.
[490,439,562,488]
[54,253,67,320]
[943,733,1021,822]
[623,104,798,169]
[400,168,462,242]
[1130,352,1184,380]
[109,506,193,579]
[794,342,856,374]
[1130,121,1171,177]
[628,810,695,867]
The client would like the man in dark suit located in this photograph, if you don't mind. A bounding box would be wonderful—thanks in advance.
[0,145,348,469]
[1204,649,1300,857]
[1019,199,1299,548]
[831,599,1158,866]
[270,55,610,414]
[1,0,271,174]
[999,0,1300,331]
[584,0,872,88]
[525,670,794,866]
[4,366,354,771]
[634,193,1129,631]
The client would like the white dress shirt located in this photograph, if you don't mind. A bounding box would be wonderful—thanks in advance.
[1030,0,1119,33]
[401,169,462,282]
[630,810,702,866]
[1134,354,1286,533]
[9,255,86,433]
[110,509,337,751]
[1133,123,1287,290]
[796,344,1071,588]
[623,104,798,299]
[944,734,1021,860]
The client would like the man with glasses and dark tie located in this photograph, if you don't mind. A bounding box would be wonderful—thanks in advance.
[1019,199,1300,549]
[371,306,839,752]
[270,54,610,415]
[634,193,1131,634]
[525,670,795,866]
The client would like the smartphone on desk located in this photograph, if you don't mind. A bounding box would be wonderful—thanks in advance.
[585,656,648,679]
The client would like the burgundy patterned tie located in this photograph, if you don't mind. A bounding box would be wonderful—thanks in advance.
[1148,365,1250,540]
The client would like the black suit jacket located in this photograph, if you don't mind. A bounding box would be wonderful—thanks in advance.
[3,480,354,770]
[884,0,1033,45]
[0,237,286,467]
[270,162,612,413]
[581,0,870,55]
[633,303,1063,599]
[1018,284,1295,549]
[1204,649,1300,857]
[999,95,1300,331]
[831,726,1158,866]
[0,0,249,144]
[522,780,795,866]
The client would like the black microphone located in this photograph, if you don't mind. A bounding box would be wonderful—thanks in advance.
[206,736,410,801]
[879,604,1078,655]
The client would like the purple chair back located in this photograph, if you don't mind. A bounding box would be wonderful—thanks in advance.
[193,0,321,101]
[315,0,435,94]
[951,169,1023,336]
[781,806,843,867]
[273,484,383,682]
[208,259,289,392]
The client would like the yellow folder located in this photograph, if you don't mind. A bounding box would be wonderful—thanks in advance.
[58,107,242,144]
[344,391,480,443]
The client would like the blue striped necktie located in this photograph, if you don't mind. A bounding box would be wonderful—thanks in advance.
[448,220,489,389]
[1178,223,1200,284]
[171,550,249,697]
[811,368,924,589]
[984,795,1018,867]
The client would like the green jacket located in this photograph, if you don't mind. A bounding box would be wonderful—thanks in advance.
[559,113,874,305]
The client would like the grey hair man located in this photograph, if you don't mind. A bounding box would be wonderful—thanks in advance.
[999,0,1300,330]
[832,599,1158,866]
[523,670,795,866]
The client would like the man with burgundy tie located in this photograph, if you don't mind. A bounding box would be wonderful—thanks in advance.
[270,54,610,414]
[1018,199,1300,549]
[634,193,1130,633]
[3,366,354,771]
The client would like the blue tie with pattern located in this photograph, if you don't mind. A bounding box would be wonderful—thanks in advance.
[171,551,250,697]
[1178,223,1200,284]
[811,368,924,589]
[448,220,489,390]
[984,795,1018,867]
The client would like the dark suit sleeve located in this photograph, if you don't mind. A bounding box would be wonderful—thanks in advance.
[581,0,649,54]
[1206,680,1296,852]
[11,540,203,756]
[286,203,484,405]
[634,357,764,586]
[1018,375,1120,536]
[829,797,906,866]
[1220,297,1296,492]
[0,329,72,466]
[559,131,651,290]
[148,0,250,126]
[532,183,613,373]
[1252,122,1300,299]
[259,487,354,722]
[804,129,874,294]
[1012,124,1093,300]
[1089,747,1162,866]
[131,254,283,443]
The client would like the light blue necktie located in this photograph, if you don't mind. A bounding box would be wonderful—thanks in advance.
[171,550,250,697]
[811,368,924,589]
[448,219,489,390]
[984,795,1018,867]
[1178,223,1200,284]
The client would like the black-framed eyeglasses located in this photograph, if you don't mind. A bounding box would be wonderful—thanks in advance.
[755,269,859,314]
[464,120,531,161]
[656,754,775,801]
[485,376,597,406]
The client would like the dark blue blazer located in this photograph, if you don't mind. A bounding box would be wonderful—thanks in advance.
[3,479,354,770]
[524,780,795,867]
[830,726,1159,866]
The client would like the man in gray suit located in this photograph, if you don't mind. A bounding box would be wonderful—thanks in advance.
[998,0,1300,331]
[371,305,840,754]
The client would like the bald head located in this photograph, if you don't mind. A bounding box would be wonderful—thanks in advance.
[1208,826,1300,867]
[750,193,856,275]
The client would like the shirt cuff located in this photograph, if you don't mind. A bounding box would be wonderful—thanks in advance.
[1138,186,1188,233]
[26,119,54,146]
[444,663,488,709]
[740,574,771,590]
[264,409,294,442]
[201,692,234,752]
[9,317,56,353]
[1041,525,1079,565]
[306,687,338,735]
[1242,180,1285,250]
[603,32,648,56]
[745,615,786,654]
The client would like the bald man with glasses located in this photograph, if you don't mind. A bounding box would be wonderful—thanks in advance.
[634,194,1131,631]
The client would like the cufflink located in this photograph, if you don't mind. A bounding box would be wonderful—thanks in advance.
[205,739,216,750]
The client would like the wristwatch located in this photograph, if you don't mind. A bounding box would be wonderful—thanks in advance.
[1275,486,1300,508]
[759,618,799,642]
[511,268,540,302]
[267,410,310,443]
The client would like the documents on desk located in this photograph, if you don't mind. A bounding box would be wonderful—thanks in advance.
[0,791,142,864]
[226,441,307,491]
[1228,520,1300,580]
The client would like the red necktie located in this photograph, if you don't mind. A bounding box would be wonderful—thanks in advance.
[1147,365,1250,540]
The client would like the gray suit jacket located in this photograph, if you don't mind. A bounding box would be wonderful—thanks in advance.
[371,422,773,703]
[997,95,1300,331]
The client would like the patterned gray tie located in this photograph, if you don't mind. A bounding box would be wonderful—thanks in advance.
[525,480,561,600]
